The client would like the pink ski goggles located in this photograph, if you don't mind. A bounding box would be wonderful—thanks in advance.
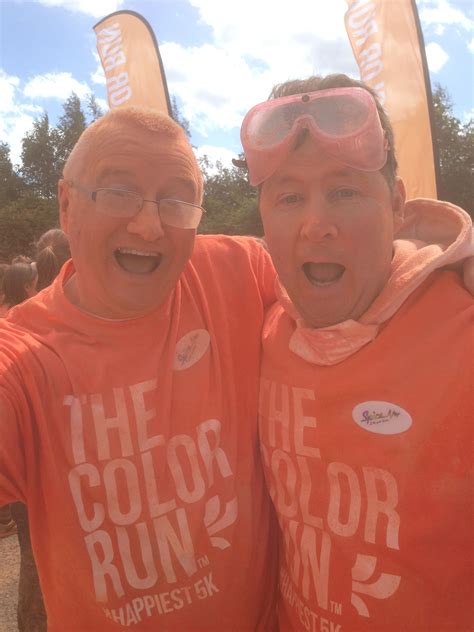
[240,87,388,186]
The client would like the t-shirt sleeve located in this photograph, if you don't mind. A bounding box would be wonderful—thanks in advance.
[248,237,277,308]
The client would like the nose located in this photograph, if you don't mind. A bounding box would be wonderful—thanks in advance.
[126,200,165,241]
[300,200,338,242]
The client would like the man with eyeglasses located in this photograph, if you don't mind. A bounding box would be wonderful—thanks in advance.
[0,106,278,631]
[241,74,473,631]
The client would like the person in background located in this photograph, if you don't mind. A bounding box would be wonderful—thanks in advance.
[239,73,473,631]
[0,261,37,316]
[36,228,71,291]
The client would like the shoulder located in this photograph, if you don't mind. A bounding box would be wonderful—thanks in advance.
[187,235,276,307]
[193,234,269,260]
[386,270,473,361]
[191,234,273,278]
[410,270,473,319]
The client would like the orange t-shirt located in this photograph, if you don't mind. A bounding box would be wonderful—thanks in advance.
[260,271,473,632]
[0,235,278,632]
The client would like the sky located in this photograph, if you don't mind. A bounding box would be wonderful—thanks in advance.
[0,0,473,168]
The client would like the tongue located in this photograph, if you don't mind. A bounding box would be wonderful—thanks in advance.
[305,262,344,283]
[115,252,160,274]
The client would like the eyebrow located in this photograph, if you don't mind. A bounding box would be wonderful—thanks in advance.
[95,171,197,198]
[267,168,362,190]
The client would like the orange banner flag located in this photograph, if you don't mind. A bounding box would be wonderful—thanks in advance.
[345,0,438,199]
[93,10,171,114]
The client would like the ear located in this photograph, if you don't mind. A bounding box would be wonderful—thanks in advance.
[391,176,406,235]
[58,179,71,234]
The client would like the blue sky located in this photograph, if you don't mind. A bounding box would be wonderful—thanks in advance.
[1,0,473,168]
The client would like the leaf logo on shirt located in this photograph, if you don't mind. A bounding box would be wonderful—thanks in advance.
[351,553,401,617]
[204,495,238,550]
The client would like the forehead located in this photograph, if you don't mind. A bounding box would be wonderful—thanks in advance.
[84,126,197,188]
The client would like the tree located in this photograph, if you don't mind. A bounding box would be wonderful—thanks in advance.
[0,142,25,204]
[20,113,60,199]
[86,93,105,123]
[56,93,87,168]
[198,156,263,236]
[0,195,57,262]
[432,85,473,218]
[170,95,191,139]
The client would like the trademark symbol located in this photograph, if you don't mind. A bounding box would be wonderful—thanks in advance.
[197,554,210,568]
[330,600,342,615]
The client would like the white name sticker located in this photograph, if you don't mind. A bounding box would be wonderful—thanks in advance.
[174,329,210,371]
[352,401,412,435]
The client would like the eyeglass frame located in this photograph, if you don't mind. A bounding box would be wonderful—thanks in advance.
[68,181,206,229]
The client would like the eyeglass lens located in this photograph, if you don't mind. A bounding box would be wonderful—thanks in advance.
[95,190,202,229]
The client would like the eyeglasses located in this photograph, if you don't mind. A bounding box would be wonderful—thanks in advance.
[240,87,388,186]
[71,184,205,230]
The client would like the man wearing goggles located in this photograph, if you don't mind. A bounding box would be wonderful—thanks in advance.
[244,75,472,631]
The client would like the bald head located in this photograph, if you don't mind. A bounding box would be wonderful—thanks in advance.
[63,106,203,202]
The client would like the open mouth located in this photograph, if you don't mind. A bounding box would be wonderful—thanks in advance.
[303,262,345,287]
[114,248,162,274]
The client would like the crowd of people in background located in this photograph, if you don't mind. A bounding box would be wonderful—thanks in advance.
[0,229,70,321]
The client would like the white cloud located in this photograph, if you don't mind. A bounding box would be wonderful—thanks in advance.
[194,144,237,172]
[462,107,474,123]
[0,72,20,113]
[96,97,109,112]
[36,0,124,19]
[425,42,450,72]
[23,72,92,100]
[419,0,473,32]
[0,112,38,168]
[161,0,358,137]
[91,65,106,85]
[0,70,44,164]
[90,51,106,85]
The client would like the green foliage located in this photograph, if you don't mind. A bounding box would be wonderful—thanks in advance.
[20,94,88,200]
[55,93,87,168]
[198,156,263,236]
[20,113,60,199]
[86,93,104,123]
[432,85,473,218]
[0,142,25,204]
[1,92,90,261]
[0,195,57,262]
[170,95,191,139]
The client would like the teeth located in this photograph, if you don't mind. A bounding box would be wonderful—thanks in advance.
[117,248,159,257]
[311,280,335,287]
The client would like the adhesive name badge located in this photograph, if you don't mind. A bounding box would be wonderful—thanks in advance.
[352,401,412,435]
[174,329,210,371]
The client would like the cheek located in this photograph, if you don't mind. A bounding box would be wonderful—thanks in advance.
[167,228,195,262]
